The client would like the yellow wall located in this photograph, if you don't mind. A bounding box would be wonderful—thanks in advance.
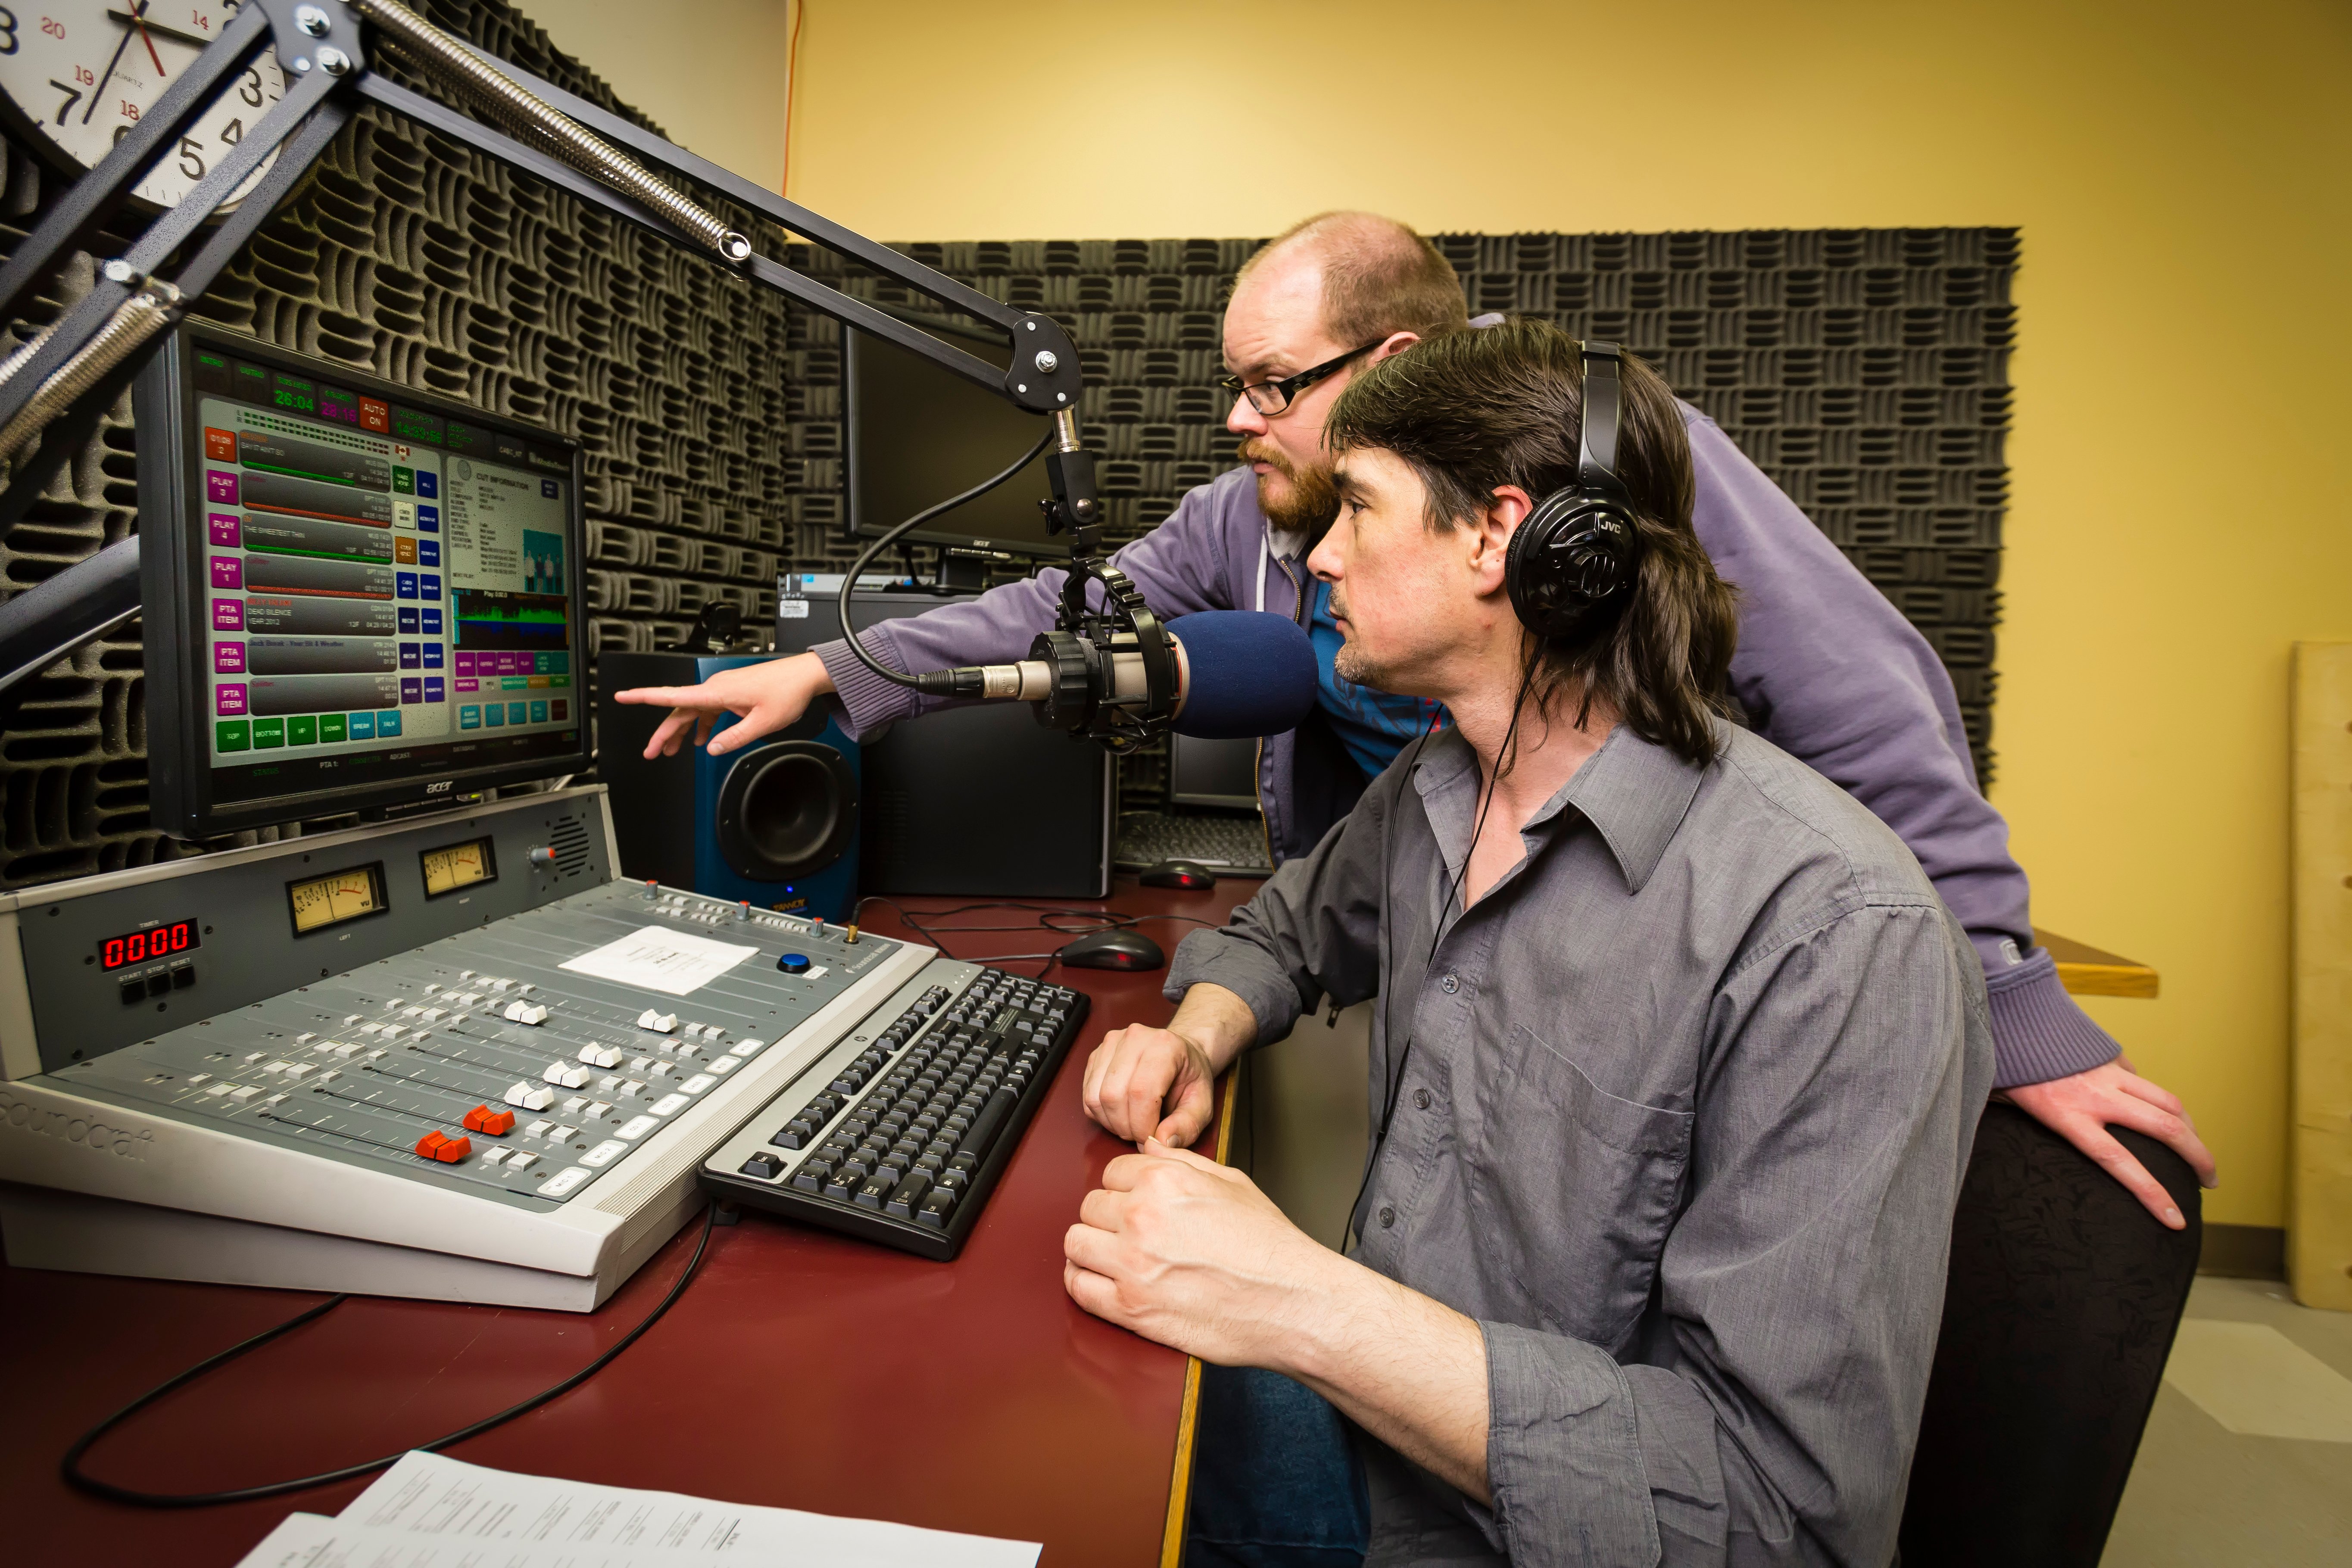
[536,0,2352,1229]
[519,0,794,191]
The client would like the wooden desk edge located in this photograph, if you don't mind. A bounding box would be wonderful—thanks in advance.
[1160,1069,1240,1567]
[2035,928,2161,1000]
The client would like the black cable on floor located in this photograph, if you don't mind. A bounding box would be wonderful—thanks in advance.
[62,1202,720,1508]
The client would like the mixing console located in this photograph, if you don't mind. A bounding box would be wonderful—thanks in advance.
[0,787,953,1309]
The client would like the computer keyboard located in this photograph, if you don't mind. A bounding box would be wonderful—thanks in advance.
[700,962,1089,1260]
[1115,810,1273,875]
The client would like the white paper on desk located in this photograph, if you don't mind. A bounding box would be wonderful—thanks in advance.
[557,928,759,997]
[236,1509,717,1567]
[338,1452,1040,1567]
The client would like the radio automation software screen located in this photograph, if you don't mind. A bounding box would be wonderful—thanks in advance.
[141,329,586,832]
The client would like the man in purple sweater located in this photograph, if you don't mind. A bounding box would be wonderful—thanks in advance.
[618,211,2210,1221]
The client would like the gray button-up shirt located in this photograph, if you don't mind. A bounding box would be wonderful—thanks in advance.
[1167,720,1994,1568]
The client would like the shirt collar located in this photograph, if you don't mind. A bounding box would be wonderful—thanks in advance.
[1408,720,1709,895]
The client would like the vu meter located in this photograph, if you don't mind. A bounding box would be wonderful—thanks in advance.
[421,837,496,897]
[287,863,387,934]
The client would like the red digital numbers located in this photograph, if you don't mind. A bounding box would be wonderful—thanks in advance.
[97,919,197,971]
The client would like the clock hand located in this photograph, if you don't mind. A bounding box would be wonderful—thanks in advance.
[82,6,143,126]
[104,7,218,52]
[130,6,169,77]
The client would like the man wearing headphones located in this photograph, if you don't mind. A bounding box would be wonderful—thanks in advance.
[619,211,2211,1224]
[1063,321,1992,1565]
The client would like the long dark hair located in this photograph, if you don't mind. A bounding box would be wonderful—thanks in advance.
[1323,318,1739,766]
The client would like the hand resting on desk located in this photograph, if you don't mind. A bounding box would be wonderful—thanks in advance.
[1078,982,1259,1147]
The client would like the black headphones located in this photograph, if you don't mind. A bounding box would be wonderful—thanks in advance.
[1502,340,1642,641]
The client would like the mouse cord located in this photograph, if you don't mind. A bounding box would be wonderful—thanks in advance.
[62,1203,719,1509]
[852,897,1215,968]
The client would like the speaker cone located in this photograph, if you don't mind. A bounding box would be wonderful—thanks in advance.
[715,740,858,882]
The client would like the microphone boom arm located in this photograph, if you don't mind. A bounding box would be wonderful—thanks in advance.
[0,0,1182,748]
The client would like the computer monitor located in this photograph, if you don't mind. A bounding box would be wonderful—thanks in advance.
[137,326,588,838]
[845,313,1062,559]
[1167,732,1260,811]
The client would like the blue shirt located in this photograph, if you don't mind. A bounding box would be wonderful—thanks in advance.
[1307,578,1445,781]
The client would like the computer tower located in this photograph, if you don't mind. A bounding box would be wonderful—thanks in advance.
[596,652,861,922]
[777,583,1112,898]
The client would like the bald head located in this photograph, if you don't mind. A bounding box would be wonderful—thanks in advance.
[1235,211,1469,348]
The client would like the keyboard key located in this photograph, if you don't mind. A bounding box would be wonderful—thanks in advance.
[853,1171,896,1209]
[916,1187,958,1228]
[740,1151,785,1179]
[951,1087,1019,1171]
[885,1170,932,1218]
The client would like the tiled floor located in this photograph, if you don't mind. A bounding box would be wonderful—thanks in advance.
[2102,1276,2352,1565]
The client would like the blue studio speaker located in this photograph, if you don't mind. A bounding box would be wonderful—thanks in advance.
[596,652,861,922]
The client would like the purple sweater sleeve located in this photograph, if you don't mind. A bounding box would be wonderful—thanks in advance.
[809,475,1242,739]
[1685,411,2116,1088]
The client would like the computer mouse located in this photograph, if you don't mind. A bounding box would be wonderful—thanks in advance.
[1141,858,1218,890]
[1056,928,1166,972]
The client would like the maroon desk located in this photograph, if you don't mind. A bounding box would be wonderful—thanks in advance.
[0,875,1251,1567]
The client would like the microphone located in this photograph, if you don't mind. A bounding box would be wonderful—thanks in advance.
[920,610,1317,739]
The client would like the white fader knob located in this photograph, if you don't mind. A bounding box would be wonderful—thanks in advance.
[504,1000,549,1025]
[636,1010,679,1034]
[543,1061,589,1089]
[505,1082,555,1110]
[577,1044,622,1068]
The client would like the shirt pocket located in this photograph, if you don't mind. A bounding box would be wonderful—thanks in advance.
[1465,1023,1695,1353]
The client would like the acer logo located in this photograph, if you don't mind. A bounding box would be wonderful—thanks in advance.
[424,781,452,794]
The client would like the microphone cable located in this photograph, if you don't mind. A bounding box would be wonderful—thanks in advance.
[836,427,1056,691]
[60,1203,719,1508]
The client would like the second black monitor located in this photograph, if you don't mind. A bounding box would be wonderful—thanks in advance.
[845,315,1061,559]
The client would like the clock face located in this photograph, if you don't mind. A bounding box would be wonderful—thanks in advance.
[0,0,286,210]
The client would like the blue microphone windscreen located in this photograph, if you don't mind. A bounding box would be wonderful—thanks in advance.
[1168,611,1319,739]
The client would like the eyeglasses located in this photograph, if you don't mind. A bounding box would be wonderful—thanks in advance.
[1217,341,1383,416]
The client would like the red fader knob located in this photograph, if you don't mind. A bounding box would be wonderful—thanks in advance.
[413,1130,472,1163]
[461,1104,517,1135]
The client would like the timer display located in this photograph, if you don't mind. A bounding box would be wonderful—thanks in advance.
[98,918,200,970]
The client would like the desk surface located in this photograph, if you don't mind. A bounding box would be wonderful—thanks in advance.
[0,876,1250,1568]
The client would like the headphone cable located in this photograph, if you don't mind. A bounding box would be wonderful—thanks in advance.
[1350,665,1533,1242]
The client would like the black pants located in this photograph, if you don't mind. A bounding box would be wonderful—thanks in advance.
[1897,1101,2203,1567]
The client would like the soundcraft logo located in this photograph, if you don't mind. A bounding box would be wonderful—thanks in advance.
[0,1091,153,1161]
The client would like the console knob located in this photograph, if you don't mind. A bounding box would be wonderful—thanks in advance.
[777,953,812,976]
[529,846,556,869]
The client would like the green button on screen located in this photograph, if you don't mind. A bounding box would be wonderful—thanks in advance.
[252,718,285,748]
[216,720,250,752]
[319,713,347,743]
[288,715,318,746]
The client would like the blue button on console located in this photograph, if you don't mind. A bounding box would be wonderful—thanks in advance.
[777,953,812,976]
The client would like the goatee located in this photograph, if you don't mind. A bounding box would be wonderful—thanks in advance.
[1238,439,1340,537]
